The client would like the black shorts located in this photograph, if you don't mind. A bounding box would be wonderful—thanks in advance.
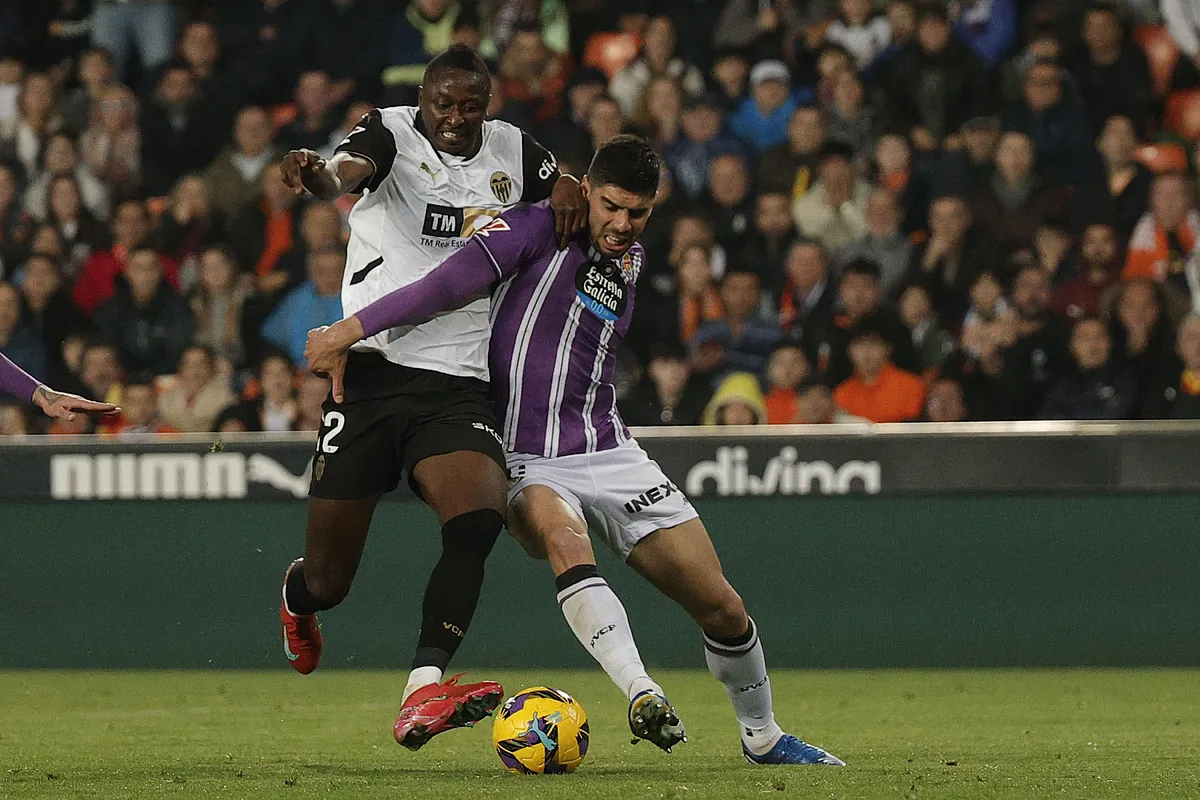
[308,351,506,500]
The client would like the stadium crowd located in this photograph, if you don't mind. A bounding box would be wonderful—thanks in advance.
[1,0,1200,436]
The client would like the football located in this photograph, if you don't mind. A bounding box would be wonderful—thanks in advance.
[492,686,590,774]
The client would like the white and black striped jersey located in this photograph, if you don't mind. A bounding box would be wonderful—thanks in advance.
[334,106,560,380]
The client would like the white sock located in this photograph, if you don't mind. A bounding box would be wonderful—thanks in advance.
[704,618,783,755]
[557,570,661,701]
[402,665,443,703]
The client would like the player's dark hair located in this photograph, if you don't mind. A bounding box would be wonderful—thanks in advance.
[423,44,490,85]
[587,135,661,198]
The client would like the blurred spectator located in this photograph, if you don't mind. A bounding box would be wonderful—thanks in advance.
[883,3,989,152]
[907,194,996,323]
[140,65,224,197]
[865,0,917,75]
[811,44,855,110]
[0,56,21,131]
[952,0,1018,68]
[214,0,310,107]
[260,245,344,365]
[1034,222,1074,280]
[809,258,916,384]
[381,0,463,105]
[763,343,811,424]
[823,69,876,156]
[713,0,816,63]
[729,60,810,154]
[637,243,722,357]
[219,349,298,432]
[24,131,110,222]
[0,163,33,275]
[89,0,176,82]
[16,0,91,90]
[1002,59,1093,187]
[934,114,1000,197]
[79,84,141,198]
[1123,173,1199,289]
[621,342,711,426]
[833,314,926,422]
[1142,313,1200,419]
[961,270,1017,358]
[968,130,1070,261]
[837,187,912,297]
[663,93,744,202]
[16,254,90,372]
[707,47,749,112]
[778,240,836,347]
[1076,115,1151,244]
[305,0,390,103]
[1041,315,1138,419]
[152,174,225,284]
[158,344,237,433]
[610,16,705,119]
[1110,279,1177,393]
[1070,2,1153,135]
[78,339,124,407]
[793,378,868,423]
[295,372,330,432]
[583,95,625,158]
[739,191,797,290]
[0,72,64,178]
[93,249,194,376]
[480,0,571,61]
[631,76,683,149]
[175,21,232,112]
[999,20,1062,105]
[277,69,339,155]
[898,282,956,374]
[825,0,891,69]
[1053,222,1122,319]
[110,378,177,437]
[497,25,570,126]
[190,246,248,366]
[701,371,767,425]
[1162,0,1200,89]
[59,48,115,135]
[1004,265,1073,417]
[203,105,277,221]
[792,141,870,256]
[538,67,604,164]
[701,153,754,258]
[756,105,824,199]
[691,270,780,384]
[227,163,302,296]
[73,199,179,316]
[0,402,28,436]
[0,280,45,379]
[922,375,969,421]
[43,175,107,276]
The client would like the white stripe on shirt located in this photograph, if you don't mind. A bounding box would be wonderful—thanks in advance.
[544,300,584,457]
[504,250,565,451]
[581,322,614,452]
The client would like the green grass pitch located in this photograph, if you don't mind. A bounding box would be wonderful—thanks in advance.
[3,669,1200,799]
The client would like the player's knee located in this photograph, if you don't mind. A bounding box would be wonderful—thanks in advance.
[542,524,593,570]
[693,587,748,641]
[440,508,505,567]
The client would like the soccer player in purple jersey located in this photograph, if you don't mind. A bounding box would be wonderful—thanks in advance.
[306,136,843,766]
[0,352,119,420]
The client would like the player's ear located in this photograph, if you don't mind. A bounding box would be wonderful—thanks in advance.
[580,176,591,198]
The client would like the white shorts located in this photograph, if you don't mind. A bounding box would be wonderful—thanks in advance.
[506,439,700,560]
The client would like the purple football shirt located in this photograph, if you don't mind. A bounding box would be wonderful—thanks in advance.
[355,202,642,457]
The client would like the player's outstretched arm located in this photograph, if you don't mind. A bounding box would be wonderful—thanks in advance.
[1,352,119,419]
[280,150,373,201]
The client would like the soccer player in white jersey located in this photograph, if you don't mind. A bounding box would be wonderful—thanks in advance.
[277,44,587,750]
[305,136,843,766]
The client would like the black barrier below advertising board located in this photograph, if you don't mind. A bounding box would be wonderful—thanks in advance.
[0,422,1198,501]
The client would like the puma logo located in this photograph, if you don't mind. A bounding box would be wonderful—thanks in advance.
[420,162,441,181]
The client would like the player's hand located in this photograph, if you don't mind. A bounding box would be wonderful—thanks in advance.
[281,149,330,197]
[550,174,587,250]
[305,318,364,404]
[32,385,120,421]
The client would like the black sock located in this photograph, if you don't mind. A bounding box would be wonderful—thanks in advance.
[412,509,504,671]
[704,617,756,650]
[284,559,329,616]
[554,563,600,594]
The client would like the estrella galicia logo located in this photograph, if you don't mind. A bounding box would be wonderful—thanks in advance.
[575,261,628,321]
[623,481,684,514]
[422,204,464,237]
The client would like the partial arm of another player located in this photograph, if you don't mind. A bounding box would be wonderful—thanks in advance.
[305,235,517,401]
[1,352,120,420]
[520,131,586,250]
[280,150,374,200]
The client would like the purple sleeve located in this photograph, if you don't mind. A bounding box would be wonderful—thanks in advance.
[355,206,552,337]
[0,352,39,402]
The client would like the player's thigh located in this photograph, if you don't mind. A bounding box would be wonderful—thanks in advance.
[626,517,747,636]
[412,449,508,523]
[508,483,595,571]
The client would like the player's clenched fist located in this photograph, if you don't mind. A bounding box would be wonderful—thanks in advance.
[281,149,339,200]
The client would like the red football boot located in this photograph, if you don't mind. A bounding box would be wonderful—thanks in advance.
[393,674,504,751]
[280,559,322,675]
